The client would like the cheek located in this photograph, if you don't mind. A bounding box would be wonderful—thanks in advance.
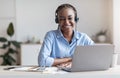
[59,20,75,25]
[70,21,76,26]
[58,22,63,27]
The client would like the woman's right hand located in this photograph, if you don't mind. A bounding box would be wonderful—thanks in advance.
[53,57,72,67]
[57,61,72,68]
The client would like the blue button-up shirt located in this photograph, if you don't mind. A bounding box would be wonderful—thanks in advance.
[38,29,94,67]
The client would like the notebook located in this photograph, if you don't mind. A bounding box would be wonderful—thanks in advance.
[62,44,114,72]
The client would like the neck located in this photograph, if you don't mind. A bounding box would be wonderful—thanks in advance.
[62,30,74,43]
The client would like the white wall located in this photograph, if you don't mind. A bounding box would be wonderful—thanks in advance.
[15,0,112,43]
[113,0,120,53]
[0,0,16,38]
[112,0,120,64]
[77,0,110,36]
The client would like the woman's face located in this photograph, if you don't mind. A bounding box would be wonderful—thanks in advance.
[58,8,76,33]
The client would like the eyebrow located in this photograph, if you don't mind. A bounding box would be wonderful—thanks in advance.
[59,15,73,18]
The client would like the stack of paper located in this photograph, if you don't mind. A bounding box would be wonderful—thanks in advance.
[4,66,68,74]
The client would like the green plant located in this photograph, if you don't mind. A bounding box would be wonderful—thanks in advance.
[0,22,21,65]
[96,30,107,36]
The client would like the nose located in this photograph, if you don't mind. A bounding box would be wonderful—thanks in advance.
[64,19,70,25]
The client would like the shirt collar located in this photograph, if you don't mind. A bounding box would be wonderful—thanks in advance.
[74,30,80,40]
[56,29,63,38]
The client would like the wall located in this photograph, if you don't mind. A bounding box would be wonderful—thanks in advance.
[0,0,16,65]
[113,0,120,53]
[0,0,16,38]
[113,0,120,64]
[15,0,112,43]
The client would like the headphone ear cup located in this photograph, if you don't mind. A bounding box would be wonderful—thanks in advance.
[55,17,58,23]
[75,16,79,23]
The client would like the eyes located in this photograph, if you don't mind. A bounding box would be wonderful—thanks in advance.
[59,16,74,22]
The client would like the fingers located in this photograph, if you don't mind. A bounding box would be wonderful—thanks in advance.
[57,62,72,68]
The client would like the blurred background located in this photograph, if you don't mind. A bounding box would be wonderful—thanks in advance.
[0,0,120,66]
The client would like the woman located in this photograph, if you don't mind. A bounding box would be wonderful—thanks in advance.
[38,4,94,67]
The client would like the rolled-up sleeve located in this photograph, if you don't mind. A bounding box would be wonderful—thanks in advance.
[38,32,54,67]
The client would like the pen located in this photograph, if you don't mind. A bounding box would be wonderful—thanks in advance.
[4,67,16,70]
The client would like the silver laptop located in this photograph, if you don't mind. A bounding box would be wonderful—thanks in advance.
[62,44,114,72]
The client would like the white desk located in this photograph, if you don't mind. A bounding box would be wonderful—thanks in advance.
[0,66,120,78]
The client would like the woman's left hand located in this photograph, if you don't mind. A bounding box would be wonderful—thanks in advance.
[58,61,72,68]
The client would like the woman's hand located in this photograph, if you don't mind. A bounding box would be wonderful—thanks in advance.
[53,57,72,67]
[58,61,72,68]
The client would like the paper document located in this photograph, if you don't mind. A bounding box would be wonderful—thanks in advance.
[4,66,38,71]
[4,66,68,74]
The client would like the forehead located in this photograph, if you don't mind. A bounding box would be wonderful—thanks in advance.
[58,8,75,16]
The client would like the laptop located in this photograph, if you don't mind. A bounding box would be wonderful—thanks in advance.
[62,44,114,72]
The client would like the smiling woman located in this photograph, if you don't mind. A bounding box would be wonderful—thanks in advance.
[38,3,94,67]
[0,0,113,66]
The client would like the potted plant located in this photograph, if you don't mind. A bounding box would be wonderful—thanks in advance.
[0,22,21,65]
[96,30,107,43]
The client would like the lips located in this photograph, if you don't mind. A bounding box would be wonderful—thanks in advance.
[62,25,71,28]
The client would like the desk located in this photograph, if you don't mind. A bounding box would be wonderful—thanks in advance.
[0,66,120,78]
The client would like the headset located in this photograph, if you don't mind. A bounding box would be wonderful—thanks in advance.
[55,4,79,23]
